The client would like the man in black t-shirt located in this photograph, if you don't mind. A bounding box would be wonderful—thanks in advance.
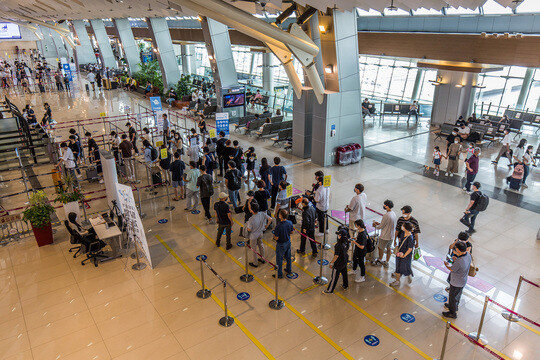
[214,192,233,249]
[460,182,482,234]
[224,161,242,209]
[216,132,227,177]
[254,180,270,213]
[126,122,138,154]
[395,205,421,248]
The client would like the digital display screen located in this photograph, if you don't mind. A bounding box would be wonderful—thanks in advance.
[223,93,245,108]
[0,23,21,39]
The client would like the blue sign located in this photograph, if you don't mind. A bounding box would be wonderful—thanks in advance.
[237,292,250,301]
[364,335,379,347]
[150,96,163,111]
[237,241,245,247]
[196,255,207,261]
[62,63,72,81]
[286,272,298,279]
[400,313,416,323]
[215,112,230,136]
[433,294,448,303]
[191,210,200,215]
[158,219,168,224]
[317,259,329,266]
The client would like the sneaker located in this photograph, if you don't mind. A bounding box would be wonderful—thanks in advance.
[296,250,305,255]
[459,218,471,227]
[272,274,283,279]
[445,172,448,176]
[462,187,467,192]
[390,280,400,287]
[341,285,348,290]
[371,260,381,266]
[449,173,454,177]
[407,276,413,284]
[467,229,476,234]
[381,261,389,268]
[249,262,258,268]
[321,290,333,295]
[442,311,457,319]
[444,303,450,310]
[311,253,318,258]
[522,183,528,188]
[226,244,232,250]
[216,242,220,248]
[258,258,265,264]
[355,276,366,283]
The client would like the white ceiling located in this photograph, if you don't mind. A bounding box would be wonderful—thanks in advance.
[0,0,527,22]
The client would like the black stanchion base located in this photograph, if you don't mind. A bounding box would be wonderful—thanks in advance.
[269,299,284,310]
[165,206,175,211]
[240,274,254,283]
[219,316,234,327]
[196,289,212,299]
[313,276,328,285]
[132,262,147,270]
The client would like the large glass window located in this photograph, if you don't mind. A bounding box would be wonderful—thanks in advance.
[475,66,529,114]
[516,0,540,13]
[524,69,540,112]
[481,0,512,14]
[445,6,480,15]
[232,46,252,76]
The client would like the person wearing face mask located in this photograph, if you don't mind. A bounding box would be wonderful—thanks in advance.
[521,145,536,188]
[372,200,397,268]
[322,228,350,294]
[446,128,460,153]
[446,137,462,176]
[390,222,415,287]
[344,183,367,233]
[491,129,513,168]
[297,198,318,257]
[463,148,480,194]
[395,205,421,249]
[442,241,471,319]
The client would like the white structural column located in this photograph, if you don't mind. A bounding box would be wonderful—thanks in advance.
[37,26,58,60]
[89,19,117,69]
[113,19,141,75]
[49,27,69,60]
[71,20,97,65]
[431,70,478,125]
[146,17,182,87]
[180,44,195,75]
[262,52,274,93]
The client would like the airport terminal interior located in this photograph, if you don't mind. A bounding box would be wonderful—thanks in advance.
[0,0,539,359]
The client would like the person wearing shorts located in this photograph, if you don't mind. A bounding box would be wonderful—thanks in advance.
[372,200,397,268]
[170,152,186,200]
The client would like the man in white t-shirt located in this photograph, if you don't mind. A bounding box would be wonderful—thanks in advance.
[491,129,512,168]
[314,176,330,236]
[457,124,470,140]
[87,71,96,90]
[345,183,367,231]
[58,142,78,183]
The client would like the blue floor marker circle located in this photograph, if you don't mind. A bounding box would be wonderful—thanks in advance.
[237,292,250,301]
[196,255,207,261]
[237,241,245,247]
[286,272,298,279]
[364,335,379,346]
[158,219,168,224]
[400,313,416,323]
[433,294,448,303]
[191,210,200,214]
[220,228,234,235]
[317,259,329,266]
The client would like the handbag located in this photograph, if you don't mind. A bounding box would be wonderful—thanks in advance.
[413,247,422,261]
[468,255,478,277]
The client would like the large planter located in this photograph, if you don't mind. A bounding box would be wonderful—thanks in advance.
[63,201,80,221]
[32,222,54,247]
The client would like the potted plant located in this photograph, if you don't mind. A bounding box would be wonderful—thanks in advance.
[22,191,56,247]
[54,173,84,220]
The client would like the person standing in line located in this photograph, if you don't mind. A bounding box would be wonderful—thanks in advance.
[442,241,472,319]
[372,200,397,268]
[184,161,200,212]
[273,181,290,219]
[42,102,52,127]
[241,191,258,236]
[216,132,228,177]
[202,146,216,182]
[344,183,367,234]
[87,71,96,91]
[170,152,186,201]
[314,176,330,236]
[197,164,214,222]
[68,135,82,177]
[162,113,170,141]
[350,219,368,283]
[110,131,121,164]
[273,209,294,278]
[232,140,245,178]
[395,205,421,249]
[522,145,536,188]
[322,228,349,294]
[258,158,271,192]
[57,142,77,181]
[85,132,99,163]
[445,137,462,177]
[491,129,513,167]
[214,192,233,250]
[269,157,287,209]
[244,147,257,184]
[463,148,480,194]
[297,198,318,257]
[247,202,272,268]
[459,181,482,234]
[390,222,415,287]
[224,160,242,209]
[254,180,271,215]
[126,122,139,155]
[63,74,70,91]
[119,134,134,180]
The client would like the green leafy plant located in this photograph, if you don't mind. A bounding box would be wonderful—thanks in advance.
[132,60,164,95]
[22,191,55,228]
[175,74,192,97]
[54,187,84,204]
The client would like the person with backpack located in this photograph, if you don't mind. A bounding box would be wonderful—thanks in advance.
[269,157,287,209]
[350,219,369,283]
[203,146,217,181]
[197,164,214,221]
[232,140,245,177]
[216,131,227,177]
[459,182,488,234]
[297,198,318,257]
[143,140,158,164]
[224,160,242,209]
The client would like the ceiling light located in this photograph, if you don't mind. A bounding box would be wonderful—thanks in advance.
[197,16,202,22]
[325,65,334,74]
[455,84,464,88]
[387,0,397,11]
[147,3,152,11]
[318,25,326,33]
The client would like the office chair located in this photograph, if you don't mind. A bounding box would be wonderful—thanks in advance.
[64,219,82,258]
[80,236,107,267]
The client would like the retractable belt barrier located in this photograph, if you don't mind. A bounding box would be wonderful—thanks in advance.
[501,275,540,323]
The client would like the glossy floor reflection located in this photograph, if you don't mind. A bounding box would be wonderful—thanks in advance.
[1,79,539,360]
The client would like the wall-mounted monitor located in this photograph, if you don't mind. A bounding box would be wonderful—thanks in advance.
[0,23,21,39]
[223,93,245,108]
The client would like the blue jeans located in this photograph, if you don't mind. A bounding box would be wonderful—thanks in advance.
[275,241,292,277]
[464,209,479,232]
[523,164,530,184]
[465,173,476,192]
[228,189,239,209]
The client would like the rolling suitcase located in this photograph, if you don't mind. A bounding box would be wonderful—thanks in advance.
[507,177,521,191]
[86,166,99,182]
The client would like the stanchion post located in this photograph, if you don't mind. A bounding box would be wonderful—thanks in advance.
[196,257,211,299]
[131,235,147,271]
[269,266,284,310]
[135,185,146,218]
[219,281,234,327]
[469,296,489,345]
[313,230,328,285]
[502,276,522,322]
[164,176,175,211]
[323,212,330,250]
[435,321,451,360]
[240,243,254,283]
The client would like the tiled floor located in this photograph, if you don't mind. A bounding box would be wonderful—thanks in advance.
[0,78,539,360]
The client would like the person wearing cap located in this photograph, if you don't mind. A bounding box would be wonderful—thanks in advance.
[297,198,318,257]
[463,148,480,194]
[214,192,233,249]
[322,228,349,294]
[272,209,294,278]
[246,202,272,268]
[126,122,139,155]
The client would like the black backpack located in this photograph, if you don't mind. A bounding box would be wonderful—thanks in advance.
[149,146,158,161]
[229,169,241,190]
[365,234,375,253]
[476,192,489,212]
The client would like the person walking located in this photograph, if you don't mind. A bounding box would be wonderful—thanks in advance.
[350,219,368,283]
[459,182,483,234]
[314,176,330,236]
[390,222,415,287]
[395,205,421,249]
[372,200,397,268]
[442,241,472,319]
[224,160,242,209]
[297,198,318,257]
[269,157,287,209]
[463,147,480,194]
[197,165,214,221]
[184,161,200,213]
[522,145,536,188]
[322,228,349,294]
[214,192,233,250]
[272,209,294,279]
[491,129,513,167]
[246,202,272,268]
